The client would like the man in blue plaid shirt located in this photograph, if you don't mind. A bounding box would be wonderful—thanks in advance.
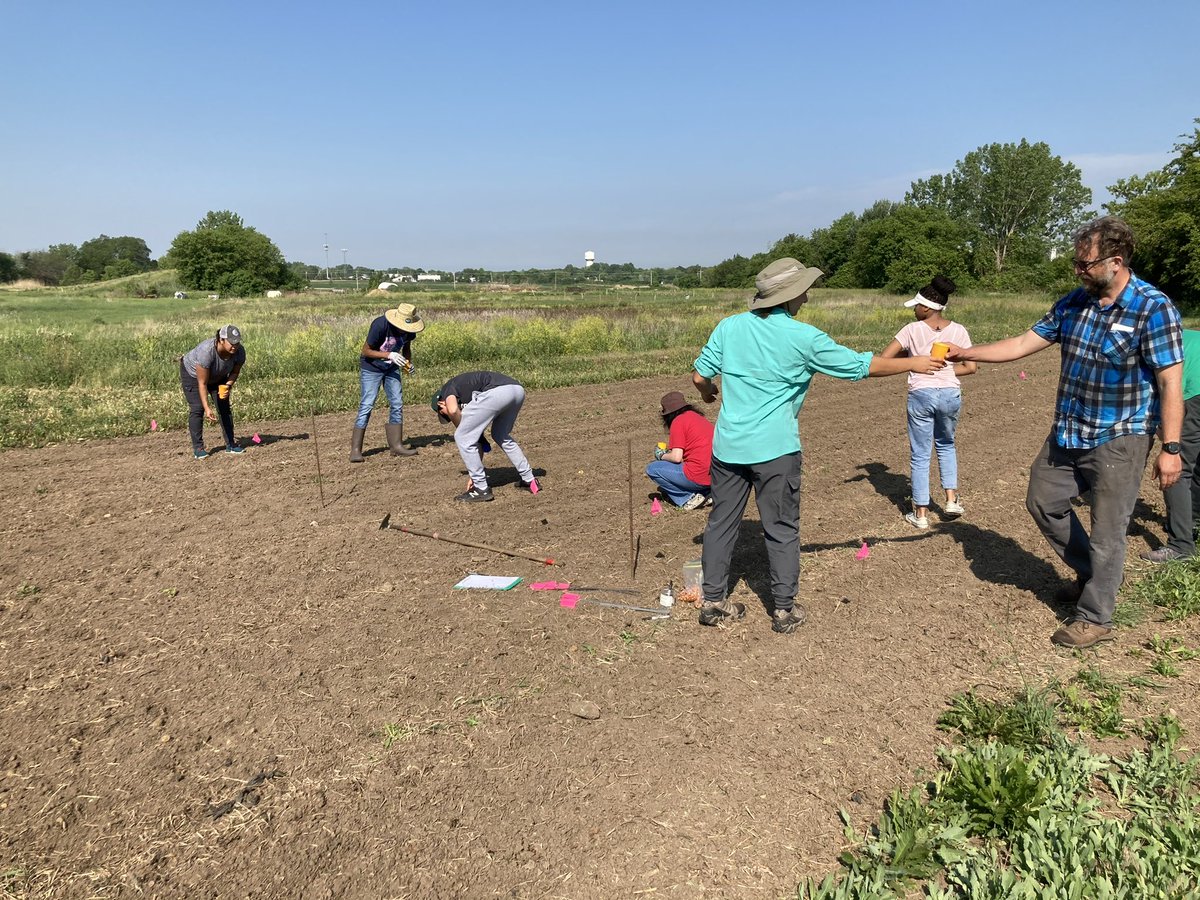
[946,216,1184,649]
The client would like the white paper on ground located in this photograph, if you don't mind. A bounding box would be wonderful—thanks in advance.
[453,574,522,590]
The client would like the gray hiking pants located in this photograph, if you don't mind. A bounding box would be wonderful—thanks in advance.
[1025,433,1152,628]
[1162,395,1200,557]
[701,453,802,612]
[455,383,533,490]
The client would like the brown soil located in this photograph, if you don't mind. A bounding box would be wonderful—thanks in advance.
[3,350,1198,899]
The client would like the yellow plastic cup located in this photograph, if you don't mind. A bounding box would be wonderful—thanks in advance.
[218,384,230,399]
[657,442,668,451]
[931,342,950,360]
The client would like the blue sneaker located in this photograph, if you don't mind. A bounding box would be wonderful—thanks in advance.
[193,449,209,460]
[225,445,245,455]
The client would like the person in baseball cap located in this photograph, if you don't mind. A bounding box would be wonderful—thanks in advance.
[180,325,248,458]
[690,258,946,635]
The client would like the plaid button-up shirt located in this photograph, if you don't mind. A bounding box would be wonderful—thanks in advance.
[1032,273,1183,449]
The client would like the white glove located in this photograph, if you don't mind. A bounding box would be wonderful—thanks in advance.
[388,352,404,367]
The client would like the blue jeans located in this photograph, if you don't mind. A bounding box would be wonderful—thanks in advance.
[907,388,961,506]
[355,367,403,428]
[646,460,709,506]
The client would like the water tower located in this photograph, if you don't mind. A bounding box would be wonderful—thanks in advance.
[584,250,596,268]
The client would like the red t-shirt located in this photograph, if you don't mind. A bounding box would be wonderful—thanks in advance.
[669,410,714,486]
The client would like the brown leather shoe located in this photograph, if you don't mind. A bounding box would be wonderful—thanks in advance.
[1051,620,1114,649]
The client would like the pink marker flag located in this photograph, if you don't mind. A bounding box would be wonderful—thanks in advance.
[855,541,870,561]
[559,592,579,609]
[1019,371,1028,381]
[150,419,158,432]
[651,497,662,516]
[252,433,262,444]
[530,581,570,591]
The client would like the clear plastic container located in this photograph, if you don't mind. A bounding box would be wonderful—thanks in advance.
[680,559,702,605]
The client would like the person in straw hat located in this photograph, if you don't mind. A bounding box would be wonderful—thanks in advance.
[350,301,425,462]
[691,257,946,635]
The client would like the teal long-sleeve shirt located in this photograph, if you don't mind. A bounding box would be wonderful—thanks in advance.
[693,307,873,464]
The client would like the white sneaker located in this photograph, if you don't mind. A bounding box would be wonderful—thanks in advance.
[905,511,929,530]
[681,493,707,510]
[944,500,964,518]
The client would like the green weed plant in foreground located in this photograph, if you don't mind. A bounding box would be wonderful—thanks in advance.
[0,283,1058,449]
[800,663,1200,899]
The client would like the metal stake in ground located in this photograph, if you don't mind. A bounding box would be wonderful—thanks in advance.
[627,438,635,579]
[311,408,325,509]
[379,515,558,566]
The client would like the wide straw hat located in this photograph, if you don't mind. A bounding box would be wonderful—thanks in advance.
[385,302,425,333]
[748,258,824,311]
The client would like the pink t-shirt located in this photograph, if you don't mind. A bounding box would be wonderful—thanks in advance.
[894,320,972,391]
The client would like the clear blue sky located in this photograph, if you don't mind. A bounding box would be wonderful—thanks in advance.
[2,0,1196,271]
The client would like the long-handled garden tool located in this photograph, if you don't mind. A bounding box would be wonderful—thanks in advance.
[379,514,558,566]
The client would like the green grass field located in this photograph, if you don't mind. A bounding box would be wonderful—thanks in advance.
[0,271,1159,449]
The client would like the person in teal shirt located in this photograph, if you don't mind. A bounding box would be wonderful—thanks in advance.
[1140,327,1200,561]
[692,258,946,634]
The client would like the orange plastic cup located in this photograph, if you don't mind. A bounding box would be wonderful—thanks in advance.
[931,342,950,360]
[218,384,230,399]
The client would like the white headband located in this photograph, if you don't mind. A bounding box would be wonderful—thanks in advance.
[905,292,945,310]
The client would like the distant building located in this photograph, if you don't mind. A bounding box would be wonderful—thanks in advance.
[417,273,442,282]
[584,250,596,268]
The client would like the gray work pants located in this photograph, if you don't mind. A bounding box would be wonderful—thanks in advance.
[701,453,802,611]
[1162,394,1200,557]
[454,384,533,490]
[1025,433,1152,627]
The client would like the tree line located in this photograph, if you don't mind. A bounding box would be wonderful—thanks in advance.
[703,121,1200,310]
[3,120,1195,305]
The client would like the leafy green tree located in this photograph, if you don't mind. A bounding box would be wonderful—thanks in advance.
[704,254,762,288]
[164,210,298,296]
[840,206,974,292]
[908,139,1092,276]
[0,251,18,283]
[1107,120,1200,310]
[70,235,154,283]
[19,244,78,285]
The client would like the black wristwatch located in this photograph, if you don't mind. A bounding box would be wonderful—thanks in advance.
[1162,442,1182,455]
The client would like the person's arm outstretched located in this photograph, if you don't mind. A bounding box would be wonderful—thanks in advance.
[947,330,1051,363]
[868,355,945,377]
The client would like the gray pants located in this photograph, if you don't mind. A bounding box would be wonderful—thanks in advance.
[701,453,802,611]
[1162,394,1200,557]
[455,384,533,490]
[1025,433,1151,627]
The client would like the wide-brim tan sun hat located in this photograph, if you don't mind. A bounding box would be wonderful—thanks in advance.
[748,258,824,311]
[385,302,425,333]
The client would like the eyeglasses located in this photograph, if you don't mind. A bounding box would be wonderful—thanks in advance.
[1073,255,1115,273]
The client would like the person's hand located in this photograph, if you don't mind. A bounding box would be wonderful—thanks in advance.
[654,447,666,461]
[218,383,231,400]
[698,385,718,404]
[912,355,947,375]
[1155,450,1183,489]
[942,343,967,361]
[203,406,218,423]
[388,352,404,367]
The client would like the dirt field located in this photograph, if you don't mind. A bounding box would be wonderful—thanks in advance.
[4,350,1198,899]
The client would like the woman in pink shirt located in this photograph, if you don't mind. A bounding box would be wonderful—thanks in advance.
[879,276,977,529]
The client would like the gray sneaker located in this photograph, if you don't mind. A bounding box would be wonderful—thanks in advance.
[1139,547,1185,563]
[698,599,746,626]
[771,605,807,634]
